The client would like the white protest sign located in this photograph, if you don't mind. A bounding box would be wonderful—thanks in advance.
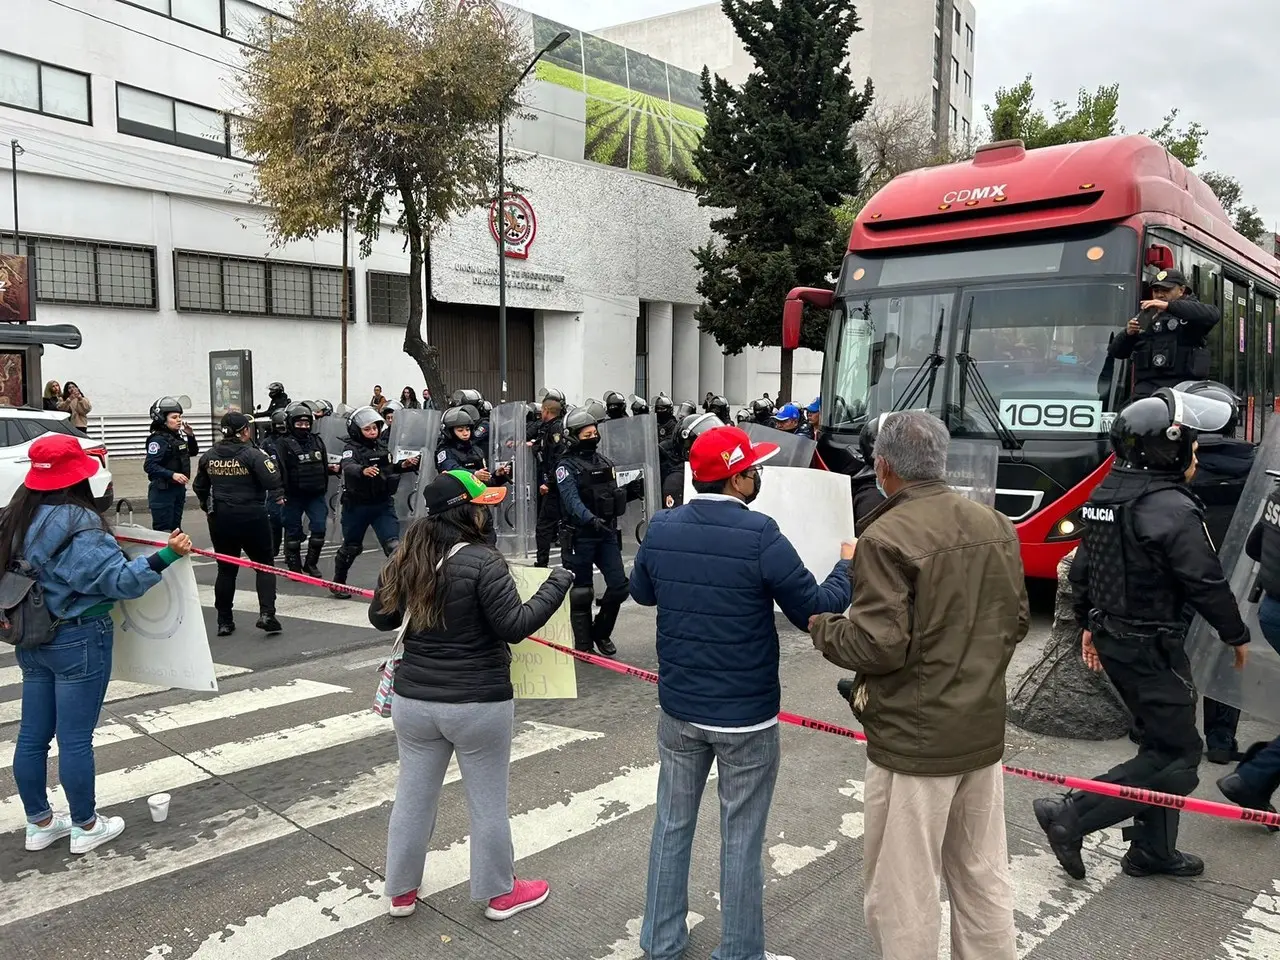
[110,526,218,692]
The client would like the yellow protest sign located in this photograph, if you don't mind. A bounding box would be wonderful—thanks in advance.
[508,565,577,699]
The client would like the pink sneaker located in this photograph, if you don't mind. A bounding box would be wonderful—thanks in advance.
[388,889,417,917]
[485,878,549,920]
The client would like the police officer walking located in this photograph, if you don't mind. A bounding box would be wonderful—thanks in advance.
[144,396,199,532]
[530,390,567,568]
[275,402,330,576]
[557,409,636,656]
[1033,386,1248,880]
[331,406,415,598]
[194,412,285,637]
[436,406,510,544]
[1108,269,1219,399]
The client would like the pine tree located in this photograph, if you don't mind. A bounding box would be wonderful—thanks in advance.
[682,0,872,399]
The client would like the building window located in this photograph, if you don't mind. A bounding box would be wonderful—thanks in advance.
[116,0,290,45]
[953,6,961,32]
[931,86,940,131]
[964,71,973,99]
[935,0,944,31]
[962,117,971,141]
[367,271,409,325]
[116,84,249,161]
[635,305,649,400]
[0,51,91,124]
[933,35,942,81]
[952,57,960,84]
[949,105,958,133]
[174,250,353,320]
[1,233,156,308]
[965,24,974,51]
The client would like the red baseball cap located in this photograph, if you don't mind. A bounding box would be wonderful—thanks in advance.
[689,425,780,483]
[25,434,100,492]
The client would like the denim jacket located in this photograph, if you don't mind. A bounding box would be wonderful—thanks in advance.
[23,504,171,619]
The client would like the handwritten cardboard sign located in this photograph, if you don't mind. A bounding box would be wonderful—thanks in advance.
[508,565,577,699]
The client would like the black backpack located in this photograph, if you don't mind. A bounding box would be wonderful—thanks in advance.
[0,523,85,649]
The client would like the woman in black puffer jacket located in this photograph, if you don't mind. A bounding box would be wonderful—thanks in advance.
[369,469,572,923]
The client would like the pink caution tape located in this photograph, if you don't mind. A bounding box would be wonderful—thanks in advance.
[116,534,1280,830]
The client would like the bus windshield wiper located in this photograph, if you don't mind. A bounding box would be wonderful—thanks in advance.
[892,307,946,412]
[954,297,1022,451]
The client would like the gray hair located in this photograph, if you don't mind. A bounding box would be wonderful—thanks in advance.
[875,411,949,481]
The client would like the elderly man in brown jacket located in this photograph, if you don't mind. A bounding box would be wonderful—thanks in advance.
[809,411,1029,960]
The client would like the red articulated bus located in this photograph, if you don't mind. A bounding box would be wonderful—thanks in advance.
[785,134,1280,578]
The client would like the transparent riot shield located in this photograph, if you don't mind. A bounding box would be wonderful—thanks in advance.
[487,401,538,557]
[315,414,349,543]
[390,409,439,521]
[944,440,999,507]
[740,422,817,468]
[1186,424,1280,724]
[600,413,662,544]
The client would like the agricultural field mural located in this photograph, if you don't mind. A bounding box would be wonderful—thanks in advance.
[532,14,706,180]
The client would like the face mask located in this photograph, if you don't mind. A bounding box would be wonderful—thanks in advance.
[874,466,887,499]
[743,469,761,505]
[577,436,600,454]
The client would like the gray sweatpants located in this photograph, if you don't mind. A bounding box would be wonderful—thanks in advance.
[384,697,517,901]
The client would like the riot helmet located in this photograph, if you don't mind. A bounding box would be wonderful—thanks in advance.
[460,403,480,422]
[675,400,698,419]
[630,394,650,416]
[268,382,285,398]
[150,396,183,425]
[538,387,566,404]
[449,388,482,409]
[1110,387,1235,472]
[564,408,601,450]
[313,399,333,418]
[707,395,731,422]
[381,399,403,419]
[271,409,289,434]
[749,397,775,424]
[603,390,628,418]
[735,408,751,425]
[580,398,608,423]
[525,401,541,423]
[286,401,313,436]
[858,416,882,464]
[1173,380,1241,437]
[652,394,673,418]
[442,405,475,432]
[347,405,383,443]
[677,412,722,459]
[477,398,493,419]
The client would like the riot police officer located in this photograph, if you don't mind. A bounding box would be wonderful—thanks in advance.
[436,406,509,544]
[275,402,330,576]
[264,381,290,414]
[1108,269,1219,399]
[850,415,887,535]
[630,395,649,417]
[194,412,285,637]
[707,395,731,424]
[261,409,290,559]
[748,397,775,426]
[144,396,199,532]
[557,409,635,656]
[1033,386,1248,881]
[653,394,677,443]
[331,406,415,597]
[603,391,629,420]
[530,390,567,568]
[661,412,721,510]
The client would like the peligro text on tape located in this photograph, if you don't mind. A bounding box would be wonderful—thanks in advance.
[114,534,1280,830]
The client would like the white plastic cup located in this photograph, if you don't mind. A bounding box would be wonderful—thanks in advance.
[148,793,171,823]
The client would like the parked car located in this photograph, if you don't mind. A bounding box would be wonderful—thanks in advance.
[0,408,113,510]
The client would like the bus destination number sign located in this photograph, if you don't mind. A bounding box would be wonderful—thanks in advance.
[999,399,1105,433]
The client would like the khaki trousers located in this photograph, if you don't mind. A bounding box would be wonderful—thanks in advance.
[863,760,1016,960]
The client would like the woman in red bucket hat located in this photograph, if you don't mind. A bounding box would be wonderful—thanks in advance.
[3,434,193,856]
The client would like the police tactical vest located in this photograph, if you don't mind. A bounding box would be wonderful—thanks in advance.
[205,442,271,511]
[342,441,394,504]
[1132,315,1210,381]
[147,429,190,477]
[1255,490,1280,599]
[279,435,328,496]
[566,455,626,522]
[436,440,485,473]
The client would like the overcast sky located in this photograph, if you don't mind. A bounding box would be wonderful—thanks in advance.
[510,0,1278,231]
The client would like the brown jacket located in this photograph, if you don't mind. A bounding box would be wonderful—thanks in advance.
[811,480,1029,776]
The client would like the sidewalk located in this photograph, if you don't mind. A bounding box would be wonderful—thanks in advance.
[109,457,162,502]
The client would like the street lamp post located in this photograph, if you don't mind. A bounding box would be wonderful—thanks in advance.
[497,30,570,402]
[9,139,23,255]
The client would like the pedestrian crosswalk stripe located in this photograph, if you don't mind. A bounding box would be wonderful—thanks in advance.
[195,584,375,629]
[0,663,252,725]
[0,721,602,927]
[1219,879,1280,959]
[0,679,349,771]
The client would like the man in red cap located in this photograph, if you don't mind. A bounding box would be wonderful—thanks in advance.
[630,424,854,960]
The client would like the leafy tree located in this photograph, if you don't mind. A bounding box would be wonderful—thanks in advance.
[680,0,872,399]
[237,0,527,400]
[1140,108,1207,169]
[1200,171,1268,245]
[986,76,1120,148]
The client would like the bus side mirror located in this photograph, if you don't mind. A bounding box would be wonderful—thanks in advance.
[782,300,804,350]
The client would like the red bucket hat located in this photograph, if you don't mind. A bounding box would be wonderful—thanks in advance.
[25,434,100,492]
[689,425,779,483]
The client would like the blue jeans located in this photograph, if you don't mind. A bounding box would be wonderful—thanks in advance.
[340,500,400,549]
[148,484,186,532]
[284,493,327,540]
[1238,595,1280,794]
[13,617,114,826]
[642,710,781,960]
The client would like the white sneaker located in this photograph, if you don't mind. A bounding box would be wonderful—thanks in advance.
[69,814,125,854]
[766,953,797,960]
[25,813,72,851]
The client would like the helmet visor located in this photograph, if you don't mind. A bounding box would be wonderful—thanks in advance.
[350,407,382,431]
[1167,388,1234,433]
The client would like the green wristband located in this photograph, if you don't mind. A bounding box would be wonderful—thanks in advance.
[156,546,182,567]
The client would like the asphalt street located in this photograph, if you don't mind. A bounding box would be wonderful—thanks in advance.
[1,508,1279,960]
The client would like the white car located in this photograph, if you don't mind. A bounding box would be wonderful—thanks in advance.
[0,409,114,510]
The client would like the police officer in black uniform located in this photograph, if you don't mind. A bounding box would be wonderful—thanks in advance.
[748,397,775,426]
[331,406,415,597]
[1107,268,1219,400]
[660,412,721,510]
[603,391,629,420]
[850,415,888,535]
[630,395,649,417]
[1033,386,1249,881]
[263,381,290,415]
[707,395,731,425]
[261,409,289,559]
[275,402,330,576]
[435,406,509,545]
[144,396,199,533]
[530,390,567,568]
[194,412,285,637]
[653,394,677,444]
[557,408,637,656]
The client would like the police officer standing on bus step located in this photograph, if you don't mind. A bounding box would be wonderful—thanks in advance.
[144,396,199,533]
[194,412,285,637]
[275,402,330,576]
[557,408,640,656]
[1033,385,1248,881]
[1108,268,1219,399]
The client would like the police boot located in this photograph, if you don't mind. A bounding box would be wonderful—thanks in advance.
[256,610,283,635]
[1032,795,1086,880]
[569,587,595,653]
[283,538,303,574]
[330,544,360,600]
[1120,809,1204,878]
[216,612,235,638]
[303,535,325,578]
[590,581,629,658]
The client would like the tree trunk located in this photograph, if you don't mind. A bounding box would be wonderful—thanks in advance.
[779,347,795,403]
[398,185,448,405]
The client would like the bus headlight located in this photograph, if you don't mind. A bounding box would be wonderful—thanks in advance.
[1047,508,1085,542]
